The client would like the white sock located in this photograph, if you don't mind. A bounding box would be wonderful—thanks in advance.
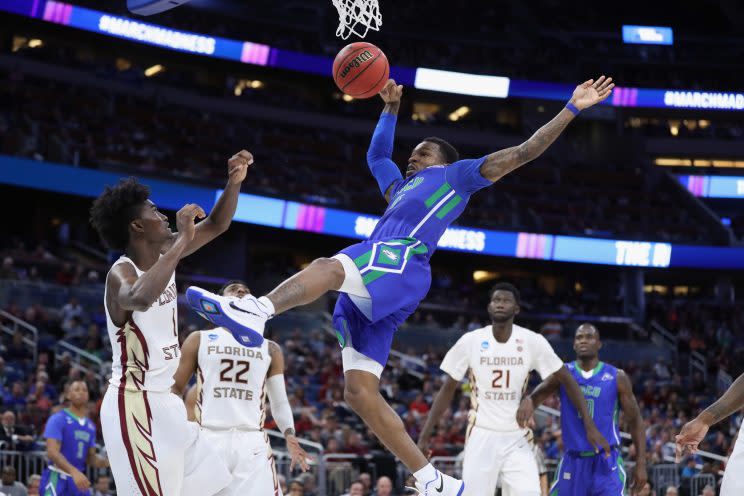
[413,463,438,485]
[257,296,275,317]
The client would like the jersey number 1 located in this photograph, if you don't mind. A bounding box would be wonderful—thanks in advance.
[219,359,250,384]
[492,369,511,389]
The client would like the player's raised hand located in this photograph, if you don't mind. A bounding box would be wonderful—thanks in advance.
[675,416,710,462]
[227,150,253,185]
[287,434,312,472]
[516,396,535,428]
[175,203,206,242]
[71,469,91,491]
[586,423,611,457]
[379,79,403,105]
[569,75,615,111]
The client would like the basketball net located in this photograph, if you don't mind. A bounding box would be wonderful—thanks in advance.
[332,0,382,39]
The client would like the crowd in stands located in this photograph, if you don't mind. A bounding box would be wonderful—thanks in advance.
[0,61,725,244]
[0,233,742,494]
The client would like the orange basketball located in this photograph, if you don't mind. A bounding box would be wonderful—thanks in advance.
[333,42,390,99]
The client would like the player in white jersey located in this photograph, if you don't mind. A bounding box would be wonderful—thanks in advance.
[89,151,252,496]
[418,283,609,496]
[173,280,310,496]
[676,371,744,495]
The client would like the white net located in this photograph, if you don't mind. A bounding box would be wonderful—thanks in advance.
[332,0,382,39]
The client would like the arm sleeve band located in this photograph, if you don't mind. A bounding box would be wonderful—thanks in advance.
[266,374,295,435]
[366,112,404,196]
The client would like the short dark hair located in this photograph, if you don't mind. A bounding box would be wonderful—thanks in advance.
[490,282,520,305]
[423,136,459,164]
[220,280,249,295]
[89,178,150,251]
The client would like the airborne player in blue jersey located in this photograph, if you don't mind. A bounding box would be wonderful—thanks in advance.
[40,381,109,496]
[521,324,647,495]
[186,76,614,495]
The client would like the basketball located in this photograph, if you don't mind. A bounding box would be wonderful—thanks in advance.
[332,42,390,99]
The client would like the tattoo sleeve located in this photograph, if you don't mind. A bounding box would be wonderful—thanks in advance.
[481,108,575,182]
[702,372,744,425]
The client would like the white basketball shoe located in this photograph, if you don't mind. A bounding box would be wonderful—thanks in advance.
[186,286,272,347]
[409,470,464,496]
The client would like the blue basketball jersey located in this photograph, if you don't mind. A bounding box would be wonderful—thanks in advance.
[43,409,97,472]
[370,158,491,253]
[559,362,620,452]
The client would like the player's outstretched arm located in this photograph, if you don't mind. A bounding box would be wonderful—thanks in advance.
[266,341,310,472]
[677,371,744,461]
[417,374,460,455]
[517,374,561,428]
[172,331,201,396]
[479,76,615,183]
[46,438,91,491]
[175,150,252,258]
[368,79,404,203]
[617,370,647,494]
[554,367,611,456]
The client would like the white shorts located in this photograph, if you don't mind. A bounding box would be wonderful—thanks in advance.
[100,386,231,496]
[201,428,282,496]
[721,424,744,496]
[461,426,541,496]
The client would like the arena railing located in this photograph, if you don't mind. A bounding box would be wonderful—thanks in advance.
[0,450,109,490]
[0,308,39,364]
[265,428,327,494]
[55,339,110,387]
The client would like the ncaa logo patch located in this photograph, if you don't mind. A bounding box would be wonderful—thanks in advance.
[208,333,219,341]
[481,340,489,351]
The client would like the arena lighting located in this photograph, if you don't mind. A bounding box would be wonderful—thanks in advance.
[622,25,673,45]
[7,0,744,110]
[144,64,164,77]
[414,68,510,98]
[678,174,744,198]
[28,38,44,48]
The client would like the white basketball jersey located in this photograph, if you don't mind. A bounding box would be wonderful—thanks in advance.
[194,327,272,430]
[104,256,180,393]
[440,325,563,432]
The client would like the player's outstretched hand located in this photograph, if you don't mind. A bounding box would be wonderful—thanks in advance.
[569,75,615,111]
[586,424,611,457]
[516,396,534,428]
[379,79,403,105]
[227,150,253,185]
[675,416,710,462]
[287,434,312,472]
[71,469,91,491]
[175,203,206,242]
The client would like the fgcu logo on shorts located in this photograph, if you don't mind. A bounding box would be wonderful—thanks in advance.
[339,50,373,79]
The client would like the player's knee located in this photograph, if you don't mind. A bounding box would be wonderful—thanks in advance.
[311,257,345,288]
[343,382,373,411]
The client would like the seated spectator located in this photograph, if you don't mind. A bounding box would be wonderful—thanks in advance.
[288,479,304,495]
[0,466,27,496]
[665,486,678,496]
[372,475,394,496]
[0,411,34,450]
[277,474,288,495]
[680,457,699,478]
[3,383,28,413]
[0,257,18,280]
[92,475,112,496]
[341,480,365,496]
[25,475,40,496]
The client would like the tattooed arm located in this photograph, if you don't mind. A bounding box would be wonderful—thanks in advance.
[479,76,614,182]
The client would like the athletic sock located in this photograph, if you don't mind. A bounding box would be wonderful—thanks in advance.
[413,463,438,485]
[258,296,275,317]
